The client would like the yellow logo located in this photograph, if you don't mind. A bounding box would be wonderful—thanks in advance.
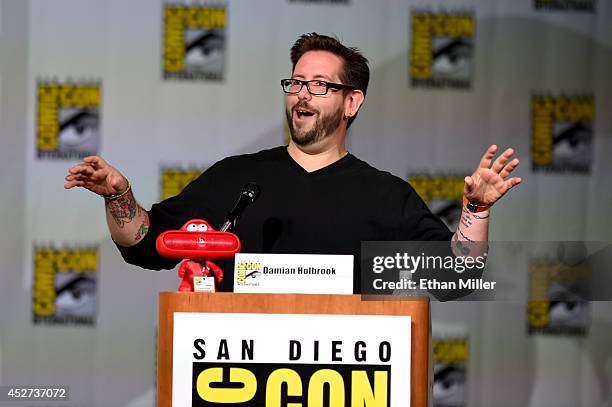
[527,258,590,334]
[36,80,101,159]
[236,261,262,286]
[160,166,205,200]
[193,364,389,406]
[531,93,593,173]
[410,11,474,88]
[433,338,468,364]
[409,174,465,228]
[163,4,226,80]
[33,246,98,325]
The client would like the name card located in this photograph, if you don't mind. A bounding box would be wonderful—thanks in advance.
[233,253,354,294]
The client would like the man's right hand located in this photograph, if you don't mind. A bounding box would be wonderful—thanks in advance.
[64,156,129,198]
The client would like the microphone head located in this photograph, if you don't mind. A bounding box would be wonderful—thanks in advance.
[242,182,260,203]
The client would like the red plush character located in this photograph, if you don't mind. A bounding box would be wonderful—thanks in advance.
[156,219,240,292]
[177,258,225,292]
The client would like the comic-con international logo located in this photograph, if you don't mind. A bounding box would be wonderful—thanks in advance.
[432,337,468,407]
[534,0,595,12]
[527,255,591,336]
[190,338,391,405]
[160,165,206,200]
[32,246,98,326]
[409,174,465,230]
[236,261,262,286]
[163,3,226,80]
[36,80,101,159]
[410,11,474,89]
[531,93,594,173]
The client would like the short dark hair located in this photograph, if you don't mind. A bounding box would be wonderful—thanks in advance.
[290,33,369,128]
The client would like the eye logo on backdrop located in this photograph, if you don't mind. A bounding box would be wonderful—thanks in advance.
[409,174,465,230]
[531,93,594,173]
[410,11,474,89]
[36,80,101,159]
[527,244,591,336]
[32,245,98,326]
[534,0,596,12]
[160,165,206,200]
[432,336,468,407]
[162,3,227,81]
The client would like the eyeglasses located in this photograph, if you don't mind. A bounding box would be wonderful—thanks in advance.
[281,79,355,96]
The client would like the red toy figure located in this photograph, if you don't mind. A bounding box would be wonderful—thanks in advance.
[177,258,224,292]
[155,219,241,292]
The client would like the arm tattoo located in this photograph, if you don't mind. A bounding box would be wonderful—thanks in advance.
[460,212,474,230]
[134,207,150,241]
[457,227,475,243]
[452,233,471,255]
[105,190,137,228]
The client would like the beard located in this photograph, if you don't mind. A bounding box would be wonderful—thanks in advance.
[285,101,344,147]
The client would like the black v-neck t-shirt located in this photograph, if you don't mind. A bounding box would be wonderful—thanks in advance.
[118,146,452,292]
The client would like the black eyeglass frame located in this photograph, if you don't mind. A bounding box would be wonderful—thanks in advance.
[280,78,355,96]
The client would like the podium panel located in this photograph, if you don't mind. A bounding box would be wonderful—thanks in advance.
[158,293,429,406]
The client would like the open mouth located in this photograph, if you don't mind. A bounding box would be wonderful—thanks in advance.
[295,109,316,119]
[293,107,316,123]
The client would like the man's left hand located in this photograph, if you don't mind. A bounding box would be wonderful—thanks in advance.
[464,145,522,207]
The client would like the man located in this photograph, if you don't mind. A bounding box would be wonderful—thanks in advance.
[65,33,521,292]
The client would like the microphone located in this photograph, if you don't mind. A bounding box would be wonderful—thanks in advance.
[220,183,260,232]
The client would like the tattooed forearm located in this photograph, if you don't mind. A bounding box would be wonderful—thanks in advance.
[134,207,150,241]
[460,212,473,230]
[452,233,471,255]
[105,190,137,228]
[452,206,490,258]
[457,227,475,243]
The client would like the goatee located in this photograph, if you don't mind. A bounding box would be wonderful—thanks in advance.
[286,102,344,147]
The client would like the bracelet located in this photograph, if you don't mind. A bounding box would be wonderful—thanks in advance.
[463,195,490,213]
[103,178,131,201]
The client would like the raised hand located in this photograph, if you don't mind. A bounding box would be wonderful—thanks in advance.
[464,145,522,207]
[64,156,128,197]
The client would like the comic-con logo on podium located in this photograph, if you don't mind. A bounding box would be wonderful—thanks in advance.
[36,79,101,159]
[32,245,98,326]
[162,2,227,81]
[173,313,404,406]
[409,173,466,230]
[235,261,262,287]
[160,165,206,200]
[534,0,595,12]
[410,10,474,89]
[531,93,594,173]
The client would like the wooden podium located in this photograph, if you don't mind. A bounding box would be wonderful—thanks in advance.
[158,292,430,406]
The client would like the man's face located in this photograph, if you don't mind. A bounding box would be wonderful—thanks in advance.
[285,51,346,147]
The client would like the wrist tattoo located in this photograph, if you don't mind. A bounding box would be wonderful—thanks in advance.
[105,190,137,228]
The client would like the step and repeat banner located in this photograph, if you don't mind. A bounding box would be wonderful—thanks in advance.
[0,0,611,406]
